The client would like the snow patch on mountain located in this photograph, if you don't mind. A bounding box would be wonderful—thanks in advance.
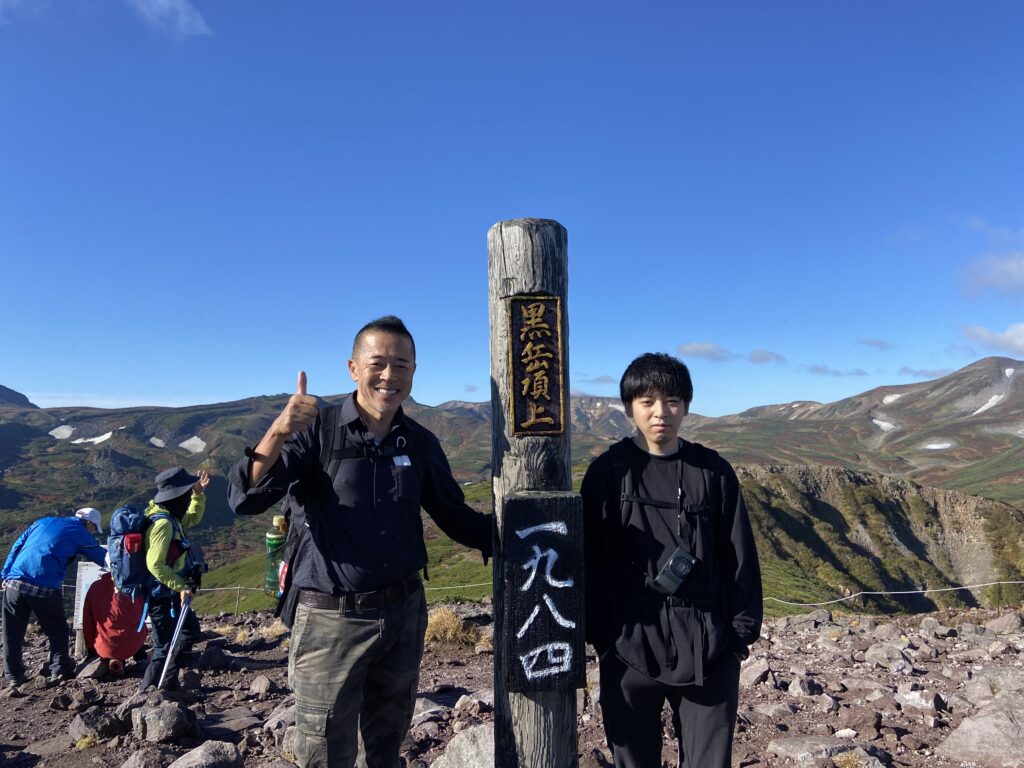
[72,432,112,445]
[1006,368,1015,378]
[882,394,902,405]
[149,437,166,448]
[872,419,897,432]
[49,425,75,439]
[971,395,1004,416]
[178,436,206,453]
[923,442,952,450]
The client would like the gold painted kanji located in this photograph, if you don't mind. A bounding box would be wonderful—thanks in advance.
[509,296,564,436]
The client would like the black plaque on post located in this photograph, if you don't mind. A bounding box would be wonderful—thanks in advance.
[501,491,584,693]
[508,295,564,436]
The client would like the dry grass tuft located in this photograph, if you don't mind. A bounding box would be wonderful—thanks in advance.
[260,618,290,640]
[425,605,479,647]
[75,735,99,750]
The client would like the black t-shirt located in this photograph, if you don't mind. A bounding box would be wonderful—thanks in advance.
[582,437,763,685]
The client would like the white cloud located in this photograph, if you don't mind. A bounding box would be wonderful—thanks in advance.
[677,342,734,362]
[748,349,785,365]
[463,384,478,393]
[964,323,1024,355]
[0,0,41,24]
[961,215,1024,243]
[898,366,953,379]
[861,338,893,350]
[125,0,211,37]
[968,253,1024,296]
[807,364,868,377]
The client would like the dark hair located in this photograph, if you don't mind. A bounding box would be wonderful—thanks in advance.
[619,353,693,406]
[352,315,416,360]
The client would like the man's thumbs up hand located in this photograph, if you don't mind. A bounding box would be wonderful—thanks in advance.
[274,370,318,437]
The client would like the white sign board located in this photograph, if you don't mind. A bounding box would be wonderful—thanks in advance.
[73,561,104,630]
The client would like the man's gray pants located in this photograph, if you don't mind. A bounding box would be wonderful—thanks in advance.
[288,585,428,768]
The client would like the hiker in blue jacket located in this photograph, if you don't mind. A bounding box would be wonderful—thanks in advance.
[1,508,106,685]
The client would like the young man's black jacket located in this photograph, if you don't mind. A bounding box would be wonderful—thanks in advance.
[581,437,762,686]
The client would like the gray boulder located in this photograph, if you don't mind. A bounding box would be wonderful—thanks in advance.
[120,747,172,768]
[767,735,890,765]
[132,700,193,742]
[985,612,1024,634]
[167,741,243,768]
[937,692,1024,767]
[70,708,125,741]
[430,722,495,768]
[864,642,913,675]
[739,658,773,688]
[263,698,295,746]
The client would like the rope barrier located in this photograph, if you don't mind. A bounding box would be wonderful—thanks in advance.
[763,580,1024,608]
[52,578,1024,609]
[424,582,491,591]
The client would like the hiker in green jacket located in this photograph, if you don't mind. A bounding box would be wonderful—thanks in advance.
[138,466,209,692]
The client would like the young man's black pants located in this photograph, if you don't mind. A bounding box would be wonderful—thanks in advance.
[598,651,741,768]
[139,593,199,691]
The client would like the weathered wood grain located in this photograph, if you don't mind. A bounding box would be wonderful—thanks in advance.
[488,218,578,768]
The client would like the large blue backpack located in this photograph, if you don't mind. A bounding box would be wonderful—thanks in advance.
[107,505,171,601]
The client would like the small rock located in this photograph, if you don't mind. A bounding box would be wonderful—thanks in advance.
[249,674,278,696]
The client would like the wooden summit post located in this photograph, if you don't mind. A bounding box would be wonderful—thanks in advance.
[489,218,583,767]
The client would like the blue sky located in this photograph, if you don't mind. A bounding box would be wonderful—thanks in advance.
[1,1,1022,417]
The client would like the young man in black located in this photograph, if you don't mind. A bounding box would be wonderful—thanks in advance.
[582,353,762,767]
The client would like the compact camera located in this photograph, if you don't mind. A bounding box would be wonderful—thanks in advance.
[654,547,698,595]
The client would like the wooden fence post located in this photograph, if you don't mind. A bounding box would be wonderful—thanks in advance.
[489,218,580,767]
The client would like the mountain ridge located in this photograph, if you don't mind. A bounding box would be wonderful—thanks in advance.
[3,356,1024,612]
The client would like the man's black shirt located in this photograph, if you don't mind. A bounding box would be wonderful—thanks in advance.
[227,394,491,594]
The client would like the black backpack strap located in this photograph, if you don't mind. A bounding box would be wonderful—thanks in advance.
[319,404,348,482]
[611,439,679,529]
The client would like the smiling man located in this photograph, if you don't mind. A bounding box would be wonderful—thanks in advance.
[227,315,492,768]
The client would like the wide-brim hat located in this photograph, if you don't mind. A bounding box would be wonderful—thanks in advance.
[153,466,200,504]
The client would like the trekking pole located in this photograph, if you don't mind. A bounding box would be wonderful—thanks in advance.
[157,594,192,690]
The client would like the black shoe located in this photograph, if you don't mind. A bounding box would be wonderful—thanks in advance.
[138,663,158,693]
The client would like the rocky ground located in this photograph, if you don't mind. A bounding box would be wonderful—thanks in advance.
[2,603,1023,767]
